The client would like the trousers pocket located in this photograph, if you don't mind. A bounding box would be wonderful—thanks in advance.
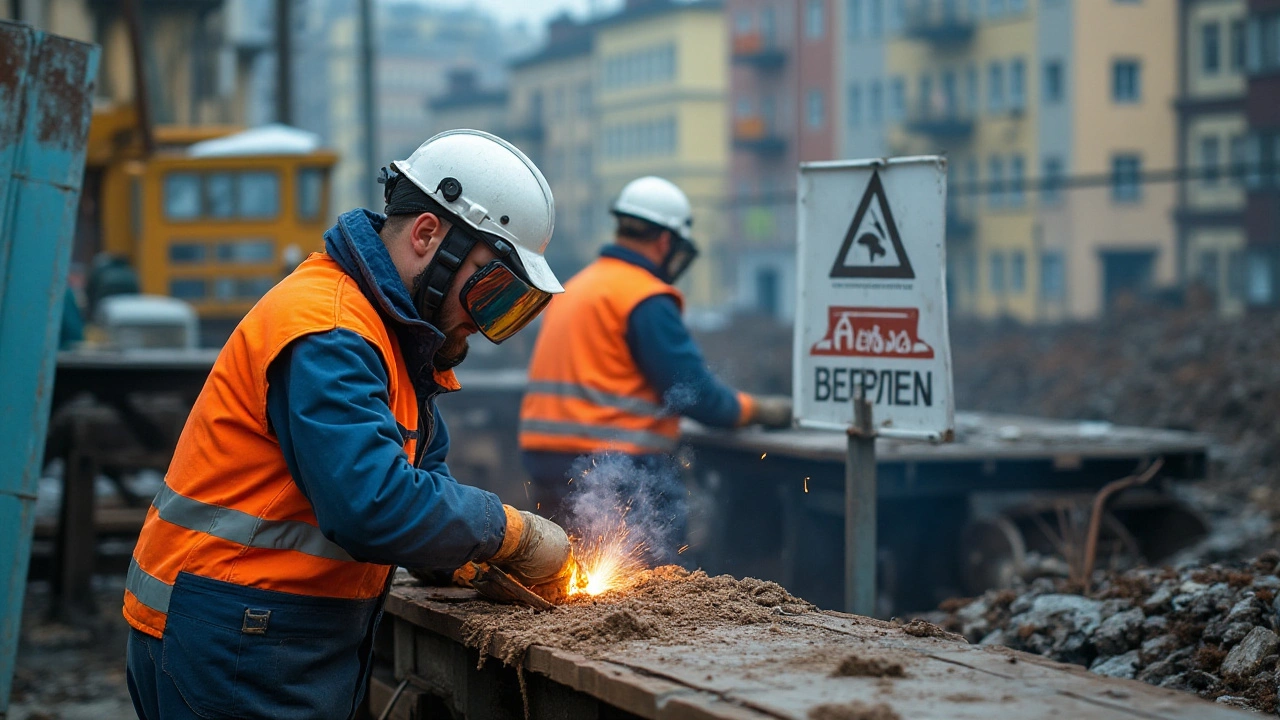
[160,573,373,720]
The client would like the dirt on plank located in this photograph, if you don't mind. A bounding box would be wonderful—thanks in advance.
[808,701,902,720]
[457,565,817,665]
[832,655,906,678]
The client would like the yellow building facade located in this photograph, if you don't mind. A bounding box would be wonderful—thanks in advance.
[886,0,1178,322]
[594,1,730,310]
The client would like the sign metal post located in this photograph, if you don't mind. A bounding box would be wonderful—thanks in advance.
[794,156,955,617]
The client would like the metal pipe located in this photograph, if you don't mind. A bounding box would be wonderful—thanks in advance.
[274,0,291,125]
[845,390,876,616]
[358,0,377,208]
[122,0,154,155]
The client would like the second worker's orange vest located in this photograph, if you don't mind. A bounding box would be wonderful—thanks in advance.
[519,255,682,456]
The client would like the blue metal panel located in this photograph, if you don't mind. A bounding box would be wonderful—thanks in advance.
[0,21,99,712]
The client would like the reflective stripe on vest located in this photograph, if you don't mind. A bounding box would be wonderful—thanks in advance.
[127,557,172,614]
[524,380,668,418]
[150,484,353,562]
[517,419,678,452]
[125,484,356,612]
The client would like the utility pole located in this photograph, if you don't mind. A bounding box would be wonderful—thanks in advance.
[275,0,292,125]
[358,0,377,208]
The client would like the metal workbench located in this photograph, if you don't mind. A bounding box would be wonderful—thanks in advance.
[681,414,1210,612]
[371,583,1249,720]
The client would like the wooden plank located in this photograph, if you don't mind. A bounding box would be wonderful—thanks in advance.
[384,588,1255,720]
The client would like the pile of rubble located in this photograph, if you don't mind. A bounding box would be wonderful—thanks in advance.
[949,307,1280,505]
[933,552,1280,714]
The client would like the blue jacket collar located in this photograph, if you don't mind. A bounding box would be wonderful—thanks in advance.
[324,209,449,390]
[601,244,666,282]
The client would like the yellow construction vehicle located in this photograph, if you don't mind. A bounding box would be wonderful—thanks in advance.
[82,104,338,344]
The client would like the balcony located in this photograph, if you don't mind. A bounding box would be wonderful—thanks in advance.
[904,109,975,139]
[732,116,786,155]
[903,2,976,45]
[731,32,786,70]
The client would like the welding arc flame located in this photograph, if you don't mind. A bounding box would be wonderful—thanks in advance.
[567,514,648,597]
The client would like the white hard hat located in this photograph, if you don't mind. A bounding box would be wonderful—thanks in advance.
[611,176,693,241]
[391,129,563,294]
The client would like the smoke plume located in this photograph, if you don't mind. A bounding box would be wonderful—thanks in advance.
[563,452,687,566]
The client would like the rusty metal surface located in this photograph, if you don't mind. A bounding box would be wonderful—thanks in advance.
[384,587,1253,720]
[0,20,99,711]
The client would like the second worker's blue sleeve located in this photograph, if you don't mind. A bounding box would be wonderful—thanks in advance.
[625,294,745,428]
[265,329,506,570]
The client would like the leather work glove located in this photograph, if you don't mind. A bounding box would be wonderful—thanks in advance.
[749,395,793,429]
[488,505,573,599]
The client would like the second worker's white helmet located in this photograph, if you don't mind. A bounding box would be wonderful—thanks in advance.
[610,176,693,241]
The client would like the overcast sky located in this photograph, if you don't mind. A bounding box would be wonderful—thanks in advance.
[423,0,623,31]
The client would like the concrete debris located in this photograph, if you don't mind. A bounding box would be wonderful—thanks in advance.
[933,553,1280,714]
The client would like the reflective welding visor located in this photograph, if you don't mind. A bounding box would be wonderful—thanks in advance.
[661,235,700,284]
[460,261,553,343]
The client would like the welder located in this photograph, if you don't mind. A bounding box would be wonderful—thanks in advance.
[518,176,792,539]
[123,130,573,720]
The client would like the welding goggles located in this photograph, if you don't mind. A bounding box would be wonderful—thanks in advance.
[460,258,553,343]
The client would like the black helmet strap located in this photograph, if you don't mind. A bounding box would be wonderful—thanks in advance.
[412,225,478,325]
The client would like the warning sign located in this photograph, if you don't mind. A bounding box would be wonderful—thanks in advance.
[830,173,914,280]
[793,157,954,439]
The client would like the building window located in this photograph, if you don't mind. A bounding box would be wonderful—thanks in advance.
[1009,154,1025,206]
[1201,135,1221,185]
[988,155,1005,208]
[296,168,326,221]
[163,173,202,220]
[870,80,884,124]
[1009,57,1026,111]
[987,61,1004,113]
[869,0,884,36]
[847,84,863,128]
[847,0,863,38]
[965,64,979,114]
[1010,251,1026,293]
[1111,154,1142,202]
[1227,250,1246,300]
[1199,250,1221,292]
[1203,21,1221,75]
[806,89,825,129]
[1042,156,1063,203]
[918,74,933,116]
[1041,251,1065,301]
[1230,134,1248,185]
[889,77,906,120]
[989,252,1006,294]
[1112,59,1141,103]
[965,158,979,212]
[1043,60,1063,104]
[577,83,592,116]
[1231,20,1246,72]
[806,0,825,39]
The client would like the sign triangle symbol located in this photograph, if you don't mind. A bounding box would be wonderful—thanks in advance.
[829,171,915,279]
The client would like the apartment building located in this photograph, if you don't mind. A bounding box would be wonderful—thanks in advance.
[886,0,1178,322]
[1243,0,1280,306]
[505,16,597,276]
[1177,0,1249,315]
[728,0,840,319]
[595,0,730,309]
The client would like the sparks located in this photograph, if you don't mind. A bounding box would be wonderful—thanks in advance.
[804,476,810,493]
[677,544,689,555]
[761,452,767,460]
[567,512,648,597]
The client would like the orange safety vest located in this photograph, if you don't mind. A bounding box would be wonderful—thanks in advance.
[123,254,448,639]
[519,255,682,456]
